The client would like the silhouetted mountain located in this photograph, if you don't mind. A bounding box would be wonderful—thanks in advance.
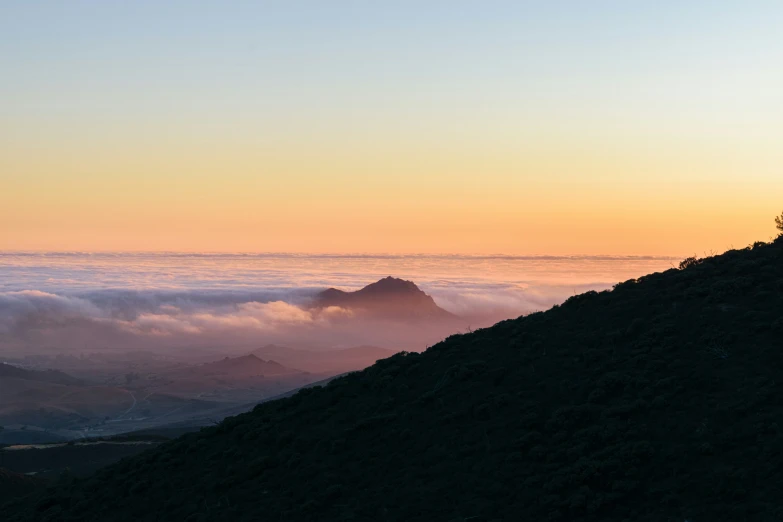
[0,364,83,386]
[6,238,783,521]
[312,276,455,320]
[252,344,398,373]
[193,355,301,378]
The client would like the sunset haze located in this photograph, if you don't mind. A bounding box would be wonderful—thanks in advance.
[2,1,782,254]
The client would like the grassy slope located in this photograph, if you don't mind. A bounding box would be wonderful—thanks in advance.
[5,239,783,522]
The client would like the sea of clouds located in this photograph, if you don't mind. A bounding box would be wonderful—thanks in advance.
[0,252,677,355]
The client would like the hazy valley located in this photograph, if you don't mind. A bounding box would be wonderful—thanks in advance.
[1,277,458,477]
[4,3,782,518]
[3,235,782,520]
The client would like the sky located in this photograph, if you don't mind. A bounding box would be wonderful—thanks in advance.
[2,1,782,255]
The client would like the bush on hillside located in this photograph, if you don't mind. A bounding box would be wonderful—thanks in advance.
[678,256,703,270]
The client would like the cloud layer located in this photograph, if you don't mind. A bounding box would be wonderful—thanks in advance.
[0,289,352,342]
[0,252,677,355]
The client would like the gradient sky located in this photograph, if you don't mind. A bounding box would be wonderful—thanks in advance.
[2,1,782,254]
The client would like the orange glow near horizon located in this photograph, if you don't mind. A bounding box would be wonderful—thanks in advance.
[2,3,782,255]
[3,126,781,255]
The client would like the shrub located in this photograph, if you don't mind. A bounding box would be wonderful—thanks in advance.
[678,256,702,270]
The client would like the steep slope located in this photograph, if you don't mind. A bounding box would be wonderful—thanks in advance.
[312,276,455,320]
[5,239,783,521]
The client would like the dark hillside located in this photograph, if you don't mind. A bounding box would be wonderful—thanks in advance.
[5,239,783,521]
[0,469,44,505]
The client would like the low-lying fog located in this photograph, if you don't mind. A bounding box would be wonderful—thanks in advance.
[1,252,677,443]
[1,252,678,358]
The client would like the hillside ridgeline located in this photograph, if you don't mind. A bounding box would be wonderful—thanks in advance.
[0,364,84,386]
[4,239,783,521]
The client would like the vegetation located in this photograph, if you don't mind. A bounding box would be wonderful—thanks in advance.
[677,256,703,270]
[0,469,44,506]
[0,438,167,479]
[776,211,783,236]
[4,237,783,521]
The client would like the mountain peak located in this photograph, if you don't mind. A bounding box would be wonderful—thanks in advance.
[312,277,455,321]
[201,354,300,376]
[362,276,421,293]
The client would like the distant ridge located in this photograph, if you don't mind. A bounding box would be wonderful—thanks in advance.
[0,363,84,386]
[252,344,398,374]
[13,238,783,521]
[195,354,302,377]
[312,276,455,321]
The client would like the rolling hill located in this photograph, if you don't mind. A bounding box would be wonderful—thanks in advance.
[251,344,398,374]
[190,354,301,378]
[4,238,783,521]
[0,364,84,386]
[0,364,133,441]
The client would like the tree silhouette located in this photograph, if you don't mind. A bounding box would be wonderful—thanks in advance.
[776,211,783,236]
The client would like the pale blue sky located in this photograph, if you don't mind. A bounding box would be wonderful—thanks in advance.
[3,1,781,123]
[2,1,782,253]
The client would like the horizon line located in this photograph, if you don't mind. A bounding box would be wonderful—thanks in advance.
[0,250,686,260]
